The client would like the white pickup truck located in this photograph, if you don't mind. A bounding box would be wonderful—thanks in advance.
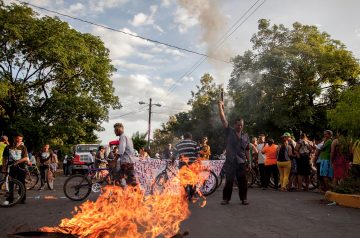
[69,144,100,175]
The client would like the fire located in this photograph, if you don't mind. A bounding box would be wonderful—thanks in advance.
[41,158,210,238]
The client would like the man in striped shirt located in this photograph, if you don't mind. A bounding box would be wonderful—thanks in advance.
[175,132,198,200]
[174,132,198,162]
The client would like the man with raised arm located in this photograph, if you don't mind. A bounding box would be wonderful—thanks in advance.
[218,100,250,205]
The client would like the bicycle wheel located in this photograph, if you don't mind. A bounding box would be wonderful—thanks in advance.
[63,174,91,201]
[151,172,168,194]
[46,168,54,190]
[200,171,218,196]
[25,172,39,190]
[0,178,25,207]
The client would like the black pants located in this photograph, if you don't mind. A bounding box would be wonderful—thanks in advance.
[39,165,47,186]
[258,163,266,188]
[9,165,26,202]
[117,162,136,186]
[63,163,68,175]
[223,163,247,202]
[265,164,279,189]
[179,161,196,199]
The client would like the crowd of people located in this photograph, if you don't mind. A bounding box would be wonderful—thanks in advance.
[1,100,359,206]
[0,133,59,204]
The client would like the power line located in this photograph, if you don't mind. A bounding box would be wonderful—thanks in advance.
[15,0,229,63]
[160,0,267,99]
[110,105,147,119]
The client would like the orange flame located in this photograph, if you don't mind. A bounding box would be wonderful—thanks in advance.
[41,158,210,237]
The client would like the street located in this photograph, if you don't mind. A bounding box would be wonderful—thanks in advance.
[1,174,359,238]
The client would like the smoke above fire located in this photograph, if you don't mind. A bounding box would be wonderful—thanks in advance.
[177,0,233,82]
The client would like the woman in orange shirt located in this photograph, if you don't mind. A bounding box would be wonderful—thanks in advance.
[262,139,279,189]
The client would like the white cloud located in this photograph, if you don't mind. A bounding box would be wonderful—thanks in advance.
[112,60,155,71]
[163,77,178,87]
[92,26,151,59]
[88,0,128,13]
[183,76,194,82]
[161,0,172,7]
[130,12,153,27]
[64,3,86,15]
[129,5,164,33]
[174,7,198,33]
[356,28,360,37]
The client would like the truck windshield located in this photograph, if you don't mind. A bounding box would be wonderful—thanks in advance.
[76,145,99,153]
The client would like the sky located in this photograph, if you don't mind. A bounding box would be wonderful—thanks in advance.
[4,0,360,145]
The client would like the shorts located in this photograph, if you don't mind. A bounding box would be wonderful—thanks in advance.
[296,154,311,176]
[320,160,333,178]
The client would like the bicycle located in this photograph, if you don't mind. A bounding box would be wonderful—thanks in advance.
[63,166,114,201]
[0,164,26,207]
[41,164,56,190]
[302,164,318,190]
[151,158,218,197]
[25,165,40,190]
[216,162,254,189]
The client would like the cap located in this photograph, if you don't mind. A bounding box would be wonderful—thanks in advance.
[281,132,291,137]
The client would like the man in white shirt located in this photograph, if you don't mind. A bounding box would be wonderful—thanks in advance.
[257,134,267,189]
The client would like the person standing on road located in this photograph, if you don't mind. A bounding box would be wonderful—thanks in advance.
[162,143,173,160]
[319,130,333,192]
[256,134,267,188]
[262,139,278,189]
[199,136,211,160]
[276,133,293,191]
[0,135,10,180]
[63,155,68,176]
[218,100,250,205]
[295,133,314,191]
[174,132,198,200]
[114,123,137,186]
[38,144,58,190]
[2,133,29,204]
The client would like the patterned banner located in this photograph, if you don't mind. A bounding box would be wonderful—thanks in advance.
[133,158,225,194]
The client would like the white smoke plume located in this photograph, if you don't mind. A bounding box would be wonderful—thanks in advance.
[177,0,233,82]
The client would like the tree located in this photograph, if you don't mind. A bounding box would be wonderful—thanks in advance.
[132,131,147,152]
[328,86,360,137]
[229,19,360,139]
[153,73,226,155]
[0,2,120,150]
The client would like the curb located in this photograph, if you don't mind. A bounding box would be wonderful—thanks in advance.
[325,191,360,209]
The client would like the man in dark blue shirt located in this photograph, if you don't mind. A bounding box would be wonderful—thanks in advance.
[218,100,250,205]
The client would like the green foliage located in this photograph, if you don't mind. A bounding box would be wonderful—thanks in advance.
[328,86,360,136]
[132,131,147,152]
[333,177,360,195]
[229,19,360,139]
[0,2,119,151]
[152,73,226,155]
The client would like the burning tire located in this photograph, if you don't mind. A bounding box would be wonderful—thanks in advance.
[63,174,91,201]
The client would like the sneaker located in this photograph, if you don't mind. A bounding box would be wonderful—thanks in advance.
[241,200,249,205]
[220,200,229,205]
[38,185,44,190]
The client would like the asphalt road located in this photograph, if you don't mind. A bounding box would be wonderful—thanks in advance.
[1,174,359,238]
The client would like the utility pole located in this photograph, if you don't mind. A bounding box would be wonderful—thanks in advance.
[139,98,161,149]
[148,98,152,149]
